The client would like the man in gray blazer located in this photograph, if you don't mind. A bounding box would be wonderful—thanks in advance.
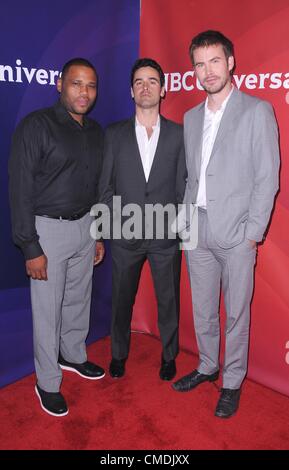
[98,58,186,381]
[173,31,279,418]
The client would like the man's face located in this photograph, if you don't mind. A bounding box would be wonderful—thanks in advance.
[131,66,165,110]
[57,65,97,121]
[192,44,234,95]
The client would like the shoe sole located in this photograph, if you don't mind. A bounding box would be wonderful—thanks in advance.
[109,370,125,379]
[160,373,177,381]
[35,386,69,417]
[214,408,238,419]
[59,364,105,380]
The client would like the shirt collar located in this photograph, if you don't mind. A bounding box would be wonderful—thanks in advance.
[205,84,234,115]
[53,100,93,129]
[135,114,160,129]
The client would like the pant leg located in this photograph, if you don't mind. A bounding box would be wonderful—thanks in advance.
[213,238,256,389]
[60,213,95,364]
[31,216,78,392]
[147,242,181,362]
[185,209,221,375]
[110,242,146,360]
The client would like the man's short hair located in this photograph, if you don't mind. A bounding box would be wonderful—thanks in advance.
[131,58,165,87]
[60,58,97,81]
[189,30,235,74]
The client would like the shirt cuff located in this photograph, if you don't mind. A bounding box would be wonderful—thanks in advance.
[21,241,44,261]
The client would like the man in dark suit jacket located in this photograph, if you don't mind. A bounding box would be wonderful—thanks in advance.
[98,58,187,380]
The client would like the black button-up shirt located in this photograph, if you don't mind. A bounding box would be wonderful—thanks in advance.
[9,101,103,260]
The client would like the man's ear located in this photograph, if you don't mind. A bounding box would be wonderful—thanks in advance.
[160,86,166,98]
[130,87,134,99]
[228,56,234,73]
[56,78,62,93]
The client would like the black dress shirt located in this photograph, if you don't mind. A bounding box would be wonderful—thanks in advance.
[9,101,103,260]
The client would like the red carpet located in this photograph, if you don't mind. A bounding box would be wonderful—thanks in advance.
[1,333,289,450]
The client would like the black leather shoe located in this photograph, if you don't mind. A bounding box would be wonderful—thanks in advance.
[109,358,126,378]
[58,353,105,380]
[159,359,176,381]
[172,369,219,392]
[35,384,68,417]
[215,388,241,418]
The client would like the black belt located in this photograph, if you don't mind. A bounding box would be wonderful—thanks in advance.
[38,208,89,221]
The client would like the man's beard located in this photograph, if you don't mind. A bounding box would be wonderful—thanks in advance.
[202,76,230,95]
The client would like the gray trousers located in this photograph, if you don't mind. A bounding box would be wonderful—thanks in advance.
[186,209,256,389]
[31,213,95,392]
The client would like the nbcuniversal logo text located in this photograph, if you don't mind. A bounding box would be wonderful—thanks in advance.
[164,70,289,92]
[1,59,289,92]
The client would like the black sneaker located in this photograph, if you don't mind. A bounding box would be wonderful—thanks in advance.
[58,353,105,380]
[35,384,68,417]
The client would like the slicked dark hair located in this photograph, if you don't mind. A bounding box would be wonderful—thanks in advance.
[189,30,235,75]
[131,58,165,87]
[60,58,97,81]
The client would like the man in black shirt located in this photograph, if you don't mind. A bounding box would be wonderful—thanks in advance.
[9,58,105,417]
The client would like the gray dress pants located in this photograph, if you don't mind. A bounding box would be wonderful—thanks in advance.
[186,209,256,389]
[31,213,95,392]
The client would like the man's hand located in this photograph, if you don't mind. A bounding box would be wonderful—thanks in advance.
[248,239,257,249]
[26,254,48,280]
[94,241,105,265]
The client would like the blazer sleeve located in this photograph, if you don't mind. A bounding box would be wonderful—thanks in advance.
[246,100,280,242]
[93,126,116,239]
[98,126,115,208]
[176,133,187,204]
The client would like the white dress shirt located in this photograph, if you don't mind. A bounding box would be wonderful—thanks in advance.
[196,87,234,208]
[135,115,160,182]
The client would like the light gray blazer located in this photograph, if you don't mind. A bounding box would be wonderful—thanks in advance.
[183,88,280,248]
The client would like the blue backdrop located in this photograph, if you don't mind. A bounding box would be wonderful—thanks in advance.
[0,0,140,387]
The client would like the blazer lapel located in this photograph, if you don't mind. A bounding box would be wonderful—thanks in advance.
[186,103,205,178]
[129,117,147,184]
[195,105,205,178]
[146,115,167,185]
[210,88,241,159]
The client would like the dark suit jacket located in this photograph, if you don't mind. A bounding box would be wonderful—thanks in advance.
[98,115,187,248]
